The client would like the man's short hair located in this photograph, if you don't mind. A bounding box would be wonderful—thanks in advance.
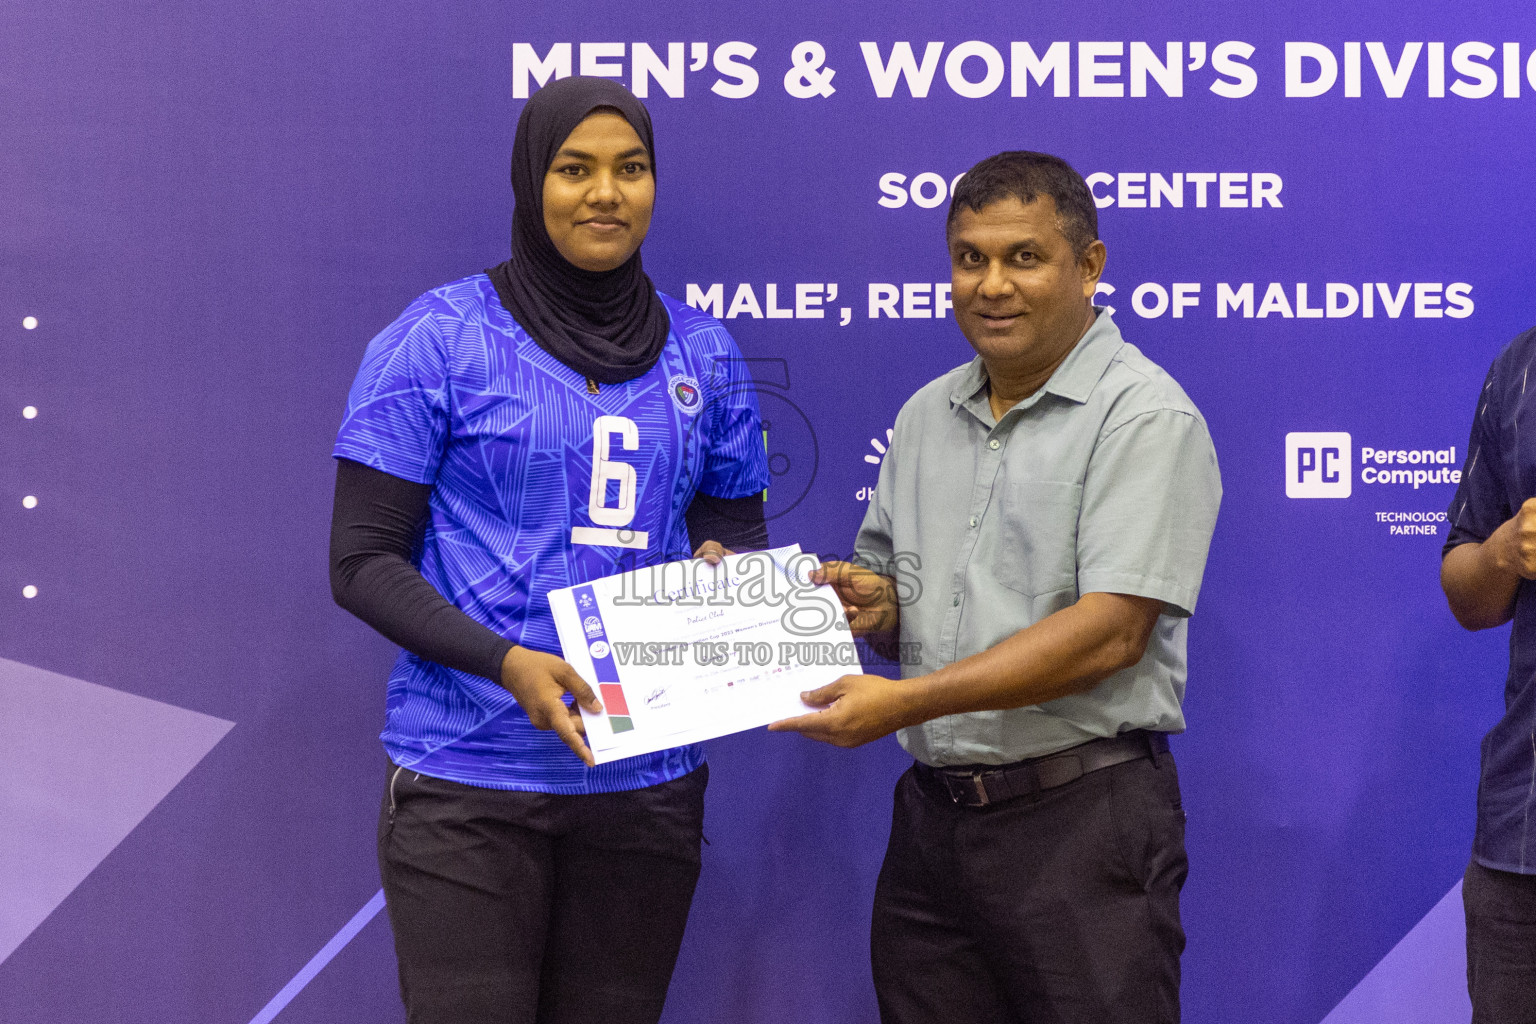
[946,151,1099,258]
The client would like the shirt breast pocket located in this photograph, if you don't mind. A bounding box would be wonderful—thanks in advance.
[991,480,1081,598]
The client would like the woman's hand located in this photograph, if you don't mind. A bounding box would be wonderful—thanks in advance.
[692,540,735,565]
[498,646,603,766]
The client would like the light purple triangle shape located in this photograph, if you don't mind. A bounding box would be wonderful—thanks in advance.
[1318,880,1471,1024]
[0,655,234,965]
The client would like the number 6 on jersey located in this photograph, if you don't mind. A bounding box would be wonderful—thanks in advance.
[571,415,650,550]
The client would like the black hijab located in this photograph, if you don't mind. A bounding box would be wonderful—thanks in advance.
[487,76,670,385]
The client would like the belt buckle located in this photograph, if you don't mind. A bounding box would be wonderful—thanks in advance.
[970,771,990,806]
[945,770,989,807]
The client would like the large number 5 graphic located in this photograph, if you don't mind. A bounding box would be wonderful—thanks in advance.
[570,415,650,550]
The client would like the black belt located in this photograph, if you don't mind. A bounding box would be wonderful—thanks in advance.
[914,730,1169,808]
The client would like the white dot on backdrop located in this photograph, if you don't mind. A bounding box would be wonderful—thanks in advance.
[22,585,37,599]
[22,406,37,419]
[22,316,38,330]
[22,495,38,509]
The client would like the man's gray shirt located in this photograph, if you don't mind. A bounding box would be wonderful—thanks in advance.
[854,309,1221,767]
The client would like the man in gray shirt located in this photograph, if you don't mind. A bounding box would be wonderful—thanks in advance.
[772,151,1221,1024]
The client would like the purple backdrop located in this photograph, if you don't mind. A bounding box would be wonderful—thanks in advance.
[4,1,1530,1021]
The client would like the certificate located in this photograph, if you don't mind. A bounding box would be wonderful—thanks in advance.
[548,545,863,763]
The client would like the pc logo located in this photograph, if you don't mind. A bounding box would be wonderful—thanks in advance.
[1286,432,1352,498]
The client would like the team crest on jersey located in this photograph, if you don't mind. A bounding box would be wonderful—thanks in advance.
[669,374,702,414]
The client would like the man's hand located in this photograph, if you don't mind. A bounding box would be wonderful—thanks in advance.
[810,561,899,637]
[1443,498,1536,631]
[1491,498,1536,578]
[499,646,602,766]
[768,673,923,748]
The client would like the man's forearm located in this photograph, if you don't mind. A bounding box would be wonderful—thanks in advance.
[1442,531,1522,630]
[902,592,1162,724]
[771,592,1165,748]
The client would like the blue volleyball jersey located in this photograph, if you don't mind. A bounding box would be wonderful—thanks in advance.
[333,273,770,793]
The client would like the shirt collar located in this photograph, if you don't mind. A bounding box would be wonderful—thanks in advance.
[948,307,1124,412]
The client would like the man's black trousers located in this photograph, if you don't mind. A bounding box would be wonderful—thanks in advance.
[1464,856,1536,1024]
[871,751,1187,1024]
[378,762,706,1024]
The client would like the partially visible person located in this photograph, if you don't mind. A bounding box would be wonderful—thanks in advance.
[1440,326,1536,1024]
[329,76,768,1024]
[772,151,1221,1024]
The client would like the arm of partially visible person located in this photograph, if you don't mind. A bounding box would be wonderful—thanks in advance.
[1442,515,1532,630]
[329,457,600,764]
[1440,358,1520,632]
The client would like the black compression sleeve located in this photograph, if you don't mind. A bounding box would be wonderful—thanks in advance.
[329,458,513,682]
[685,490,770,553]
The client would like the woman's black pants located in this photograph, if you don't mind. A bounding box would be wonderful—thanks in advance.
[378,762,706,1024]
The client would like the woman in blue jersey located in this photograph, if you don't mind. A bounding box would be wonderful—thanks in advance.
[329,77,769,1024]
